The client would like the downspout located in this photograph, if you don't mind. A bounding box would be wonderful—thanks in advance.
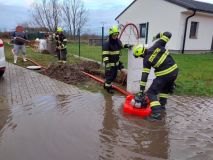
[182,10,196,54]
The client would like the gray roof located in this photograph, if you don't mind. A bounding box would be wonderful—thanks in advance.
[165,0,213,13]
[115,0,213,20]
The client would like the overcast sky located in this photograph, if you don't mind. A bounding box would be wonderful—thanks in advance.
[0,0,212,31]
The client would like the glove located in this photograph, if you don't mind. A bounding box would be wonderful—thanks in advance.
[134,91,145,102]
[152,36,157,42]
[124,44,133,49]
[105,63,111,71]
[134,91,148,108]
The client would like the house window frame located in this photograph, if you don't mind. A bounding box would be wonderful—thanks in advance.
[140,23,147,38]
[189,21,199,39]
[139,22,149,43]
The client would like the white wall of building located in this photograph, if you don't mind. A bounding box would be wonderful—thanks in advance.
[117,0,213,92]
[117,0,187,50]
[117,0,213,51]
[185,13,213,51]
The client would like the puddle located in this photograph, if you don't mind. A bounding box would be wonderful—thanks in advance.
[0,92,213,160]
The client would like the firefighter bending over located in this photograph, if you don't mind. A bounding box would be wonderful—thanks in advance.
[132,31,178,120]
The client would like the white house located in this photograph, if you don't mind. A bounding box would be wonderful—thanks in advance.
[115,0,213,53]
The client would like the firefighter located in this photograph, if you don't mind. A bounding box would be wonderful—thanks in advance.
[132,31,178,120]
[102,25,132,93]
[53,27,68,63]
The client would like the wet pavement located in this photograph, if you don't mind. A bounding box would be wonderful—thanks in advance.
[0,63,213,160]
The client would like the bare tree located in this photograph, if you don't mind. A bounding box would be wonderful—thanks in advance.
[31,0,61,32]
[62,0,88,39]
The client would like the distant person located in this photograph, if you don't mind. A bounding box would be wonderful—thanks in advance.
[102,25,132,93]
[132,32,178,120]
[11,26,28,64]
[53,27,68,63]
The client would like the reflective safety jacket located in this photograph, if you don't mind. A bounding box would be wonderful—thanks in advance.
[102,37,123,67]
[140,32,178,91]
[53,33,67,50]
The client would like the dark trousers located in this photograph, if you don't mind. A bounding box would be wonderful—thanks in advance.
[105,66,118,86]
[57,49,67,61]
[147,71,178,108]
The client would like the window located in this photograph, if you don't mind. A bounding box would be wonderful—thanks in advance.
[139,22,149,43]
[140,23,147,38]
[189,21,199,39]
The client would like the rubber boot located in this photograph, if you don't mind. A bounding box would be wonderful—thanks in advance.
[104,84,114,94]
[146,106,162,121]
[107,87,114,94]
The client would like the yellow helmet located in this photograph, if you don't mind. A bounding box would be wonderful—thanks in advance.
[57,27,63,32]
[109,25,119,35]
[133,44,146,58]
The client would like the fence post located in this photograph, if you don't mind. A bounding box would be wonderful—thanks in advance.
[78,28,80,57]
[101,26,104,64]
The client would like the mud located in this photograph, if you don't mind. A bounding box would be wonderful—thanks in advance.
[41,61,103,85]
[40,60,125,85]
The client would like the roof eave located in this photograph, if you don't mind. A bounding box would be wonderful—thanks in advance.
[115,0,137,20]
[196,9,213,14]
[164,0,213,14]
[115,0,213,20]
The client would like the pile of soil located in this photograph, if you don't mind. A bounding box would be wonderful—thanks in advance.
[41,61,103,85]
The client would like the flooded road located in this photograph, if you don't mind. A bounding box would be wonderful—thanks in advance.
[0,91,213,160]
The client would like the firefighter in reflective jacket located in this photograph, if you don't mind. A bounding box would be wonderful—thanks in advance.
[103,25,132,93]
[53,27,68,63]
[133,31,178,120]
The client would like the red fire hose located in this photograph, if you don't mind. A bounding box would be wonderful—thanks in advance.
[81,71,132,96]
[23,57,132,96]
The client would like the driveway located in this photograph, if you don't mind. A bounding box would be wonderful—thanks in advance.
[0,62,80,106]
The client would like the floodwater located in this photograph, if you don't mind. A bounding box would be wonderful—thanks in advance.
[0,91,213,160]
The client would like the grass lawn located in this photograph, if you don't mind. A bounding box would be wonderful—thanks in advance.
[68,42,213,96]
[67,42,129,66]
[4,41,213,96]
[4,42,80,68]
[173,54,213,96]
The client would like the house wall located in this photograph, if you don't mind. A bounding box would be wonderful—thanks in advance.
[116,0,187,50]
[116,0,213,51]
[184,13,213,51]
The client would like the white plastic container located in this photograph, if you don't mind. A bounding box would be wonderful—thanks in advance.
[38,39,47,52]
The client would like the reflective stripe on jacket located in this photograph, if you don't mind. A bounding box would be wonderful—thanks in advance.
[140,32,178,91]
[102,38,123,65]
